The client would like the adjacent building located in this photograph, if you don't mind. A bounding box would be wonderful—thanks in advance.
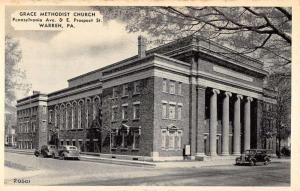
[16,35,277,161]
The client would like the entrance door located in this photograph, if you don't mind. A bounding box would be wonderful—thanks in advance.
[216,136,220,155]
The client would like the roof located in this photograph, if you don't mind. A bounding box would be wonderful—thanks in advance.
[67,35,266,85]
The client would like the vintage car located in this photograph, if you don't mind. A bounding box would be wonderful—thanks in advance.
[57,145,80,160]
[34,145,58,158]
[235,149,271,166]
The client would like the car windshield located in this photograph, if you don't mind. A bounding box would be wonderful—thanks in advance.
[50,146,56,149]
[68,146,77,150]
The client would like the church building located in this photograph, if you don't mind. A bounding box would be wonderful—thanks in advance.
[16,35,277,161]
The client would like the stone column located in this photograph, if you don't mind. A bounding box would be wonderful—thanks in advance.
[196,85,206,158]
[244,97,253,151]
[210,89,220,156]
[222,91,232,156]
[256,100,263,149]
[233,94,243,155]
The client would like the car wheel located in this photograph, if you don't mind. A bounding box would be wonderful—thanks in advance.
[264,158,270,165]
[34,152,39,157]
[249,160,255,166]
[52,153,55,159]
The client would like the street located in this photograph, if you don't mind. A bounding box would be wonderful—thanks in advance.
[4,152,290,186]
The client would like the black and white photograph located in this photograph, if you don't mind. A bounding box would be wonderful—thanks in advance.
[3,3,294,187]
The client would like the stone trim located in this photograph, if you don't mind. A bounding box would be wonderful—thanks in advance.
[213,66,254,82]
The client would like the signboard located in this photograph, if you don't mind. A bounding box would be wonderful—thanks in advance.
[184,145,191,156]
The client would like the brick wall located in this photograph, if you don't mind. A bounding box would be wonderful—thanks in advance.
[153,76,190,157]
[101,77,155,156]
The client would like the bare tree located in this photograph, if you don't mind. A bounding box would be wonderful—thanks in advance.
[96,6,291,151]
[96,6,291,73]
[5,36,31,115]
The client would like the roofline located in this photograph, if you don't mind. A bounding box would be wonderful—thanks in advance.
[17,93,47,103]
[48,79,101,97]
[67,35,264,83]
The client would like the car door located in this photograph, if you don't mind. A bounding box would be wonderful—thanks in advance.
[256,151,263,162]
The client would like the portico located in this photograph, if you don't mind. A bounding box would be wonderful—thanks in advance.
[195,85,257,158]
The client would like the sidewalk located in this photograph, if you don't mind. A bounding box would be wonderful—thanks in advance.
[5,148,290,169]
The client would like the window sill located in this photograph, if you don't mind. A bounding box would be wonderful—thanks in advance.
[111,148,117,151]
[161,148,182,151]
[132,93,140,96]
[121,95,129,98]
[162,118,177,121]
[162,91,183,96]
[122,119,128,122]
[120,148,128,151]
[132,118,140,121]
[131,148,139,151]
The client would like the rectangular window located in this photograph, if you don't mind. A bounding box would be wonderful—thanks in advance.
[133,81,141,94]
[169,131,175,149]
[175,131,182,149]
[112,87,118,98]
[161,130,167,149]
[122,105,128,120]
[133,104,140,120]
[111,106,118,121]
[169,105,176,119]
[32,122,36,132]
[178,82,182,95]
[122,84,129,97]
[132,131,140,149]
[169,81,175,94]
[177,106,182,120]
[111,132,116,148]
[162,104,167,119]
[121,132,128,148]
[49,110,53,123]
[162,79,167,92]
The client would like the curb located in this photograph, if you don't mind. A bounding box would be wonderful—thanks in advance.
[5,149,156,168]
[5,149,290,169]
[79,155,156,167]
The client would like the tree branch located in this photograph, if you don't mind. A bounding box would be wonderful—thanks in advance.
[275,7,292,20]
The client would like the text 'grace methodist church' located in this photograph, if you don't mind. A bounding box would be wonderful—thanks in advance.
[16,35,277,161]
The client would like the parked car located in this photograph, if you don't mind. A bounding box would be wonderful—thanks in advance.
[34,145,58,158]
[57,145,80,160]
[235,149,271,166]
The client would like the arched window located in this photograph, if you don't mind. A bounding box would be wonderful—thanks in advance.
[86,99,92,129]
[60,105,65,130]
[93,96,101,120]
[78,100,84,129]
[66,103,72,130]
[55,105,59,128]
[72,102,77,129]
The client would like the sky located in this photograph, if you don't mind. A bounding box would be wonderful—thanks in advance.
[6,6,141,99]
